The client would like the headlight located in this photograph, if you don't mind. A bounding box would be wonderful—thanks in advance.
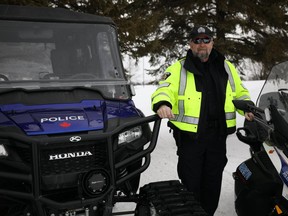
[0,144,8,157]
[118,126,142,144]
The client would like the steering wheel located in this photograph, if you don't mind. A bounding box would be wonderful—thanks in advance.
[0,74,9,81]
[68,73,98,79]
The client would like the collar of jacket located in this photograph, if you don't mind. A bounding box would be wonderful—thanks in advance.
[183,48,225,76]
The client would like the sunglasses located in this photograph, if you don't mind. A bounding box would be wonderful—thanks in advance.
[192,37,212,44]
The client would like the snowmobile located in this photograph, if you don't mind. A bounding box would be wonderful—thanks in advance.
[0,4,207,216]
[233,61,288,216]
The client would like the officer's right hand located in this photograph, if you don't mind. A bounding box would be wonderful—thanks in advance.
[157,105,175,119]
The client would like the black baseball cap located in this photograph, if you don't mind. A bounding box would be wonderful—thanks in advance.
[189,26,214,39]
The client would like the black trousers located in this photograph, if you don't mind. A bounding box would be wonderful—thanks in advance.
[174,129,228,216]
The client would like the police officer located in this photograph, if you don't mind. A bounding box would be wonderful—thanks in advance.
[151,25,254,216]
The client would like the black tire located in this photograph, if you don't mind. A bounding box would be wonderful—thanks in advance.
[135,180,208,216]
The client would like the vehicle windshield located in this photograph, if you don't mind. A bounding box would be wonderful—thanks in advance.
[0,20,130,99]
[257,61,288,123]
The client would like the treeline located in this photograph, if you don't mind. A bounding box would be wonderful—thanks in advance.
[2,0,288,80]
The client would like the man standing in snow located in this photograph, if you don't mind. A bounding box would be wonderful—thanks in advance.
[151,25,254,216]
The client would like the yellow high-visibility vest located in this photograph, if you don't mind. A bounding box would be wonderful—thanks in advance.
[151,59,251,133]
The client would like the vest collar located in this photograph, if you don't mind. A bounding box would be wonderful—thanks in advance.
[183,48,225,75]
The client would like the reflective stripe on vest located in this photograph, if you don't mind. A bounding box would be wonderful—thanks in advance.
[224,61,250,101]
[151,82,171,102]
[179,64,187,95]
[151,92,170,102]
[158,82,170,88]
[224,61,235,92]
[226,112,236,120]
[173,114,199,124]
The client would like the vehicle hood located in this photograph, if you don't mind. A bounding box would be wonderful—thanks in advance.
[0,99,139,135]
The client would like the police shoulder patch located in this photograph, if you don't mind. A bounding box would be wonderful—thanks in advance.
[162,72,171,80]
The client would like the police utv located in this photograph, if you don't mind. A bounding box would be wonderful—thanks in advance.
[0,5,208,216]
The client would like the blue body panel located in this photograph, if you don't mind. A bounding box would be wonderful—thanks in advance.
[0,99,139,135]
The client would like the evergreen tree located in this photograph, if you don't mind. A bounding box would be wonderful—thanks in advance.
[125,0,288,80]
[0,0,287,80]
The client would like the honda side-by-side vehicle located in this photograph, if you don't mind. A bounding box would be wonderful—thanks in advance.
[0,5,207,216]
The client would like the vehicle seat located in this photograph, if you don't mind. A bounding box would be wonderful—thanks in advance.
[50,48,76,78]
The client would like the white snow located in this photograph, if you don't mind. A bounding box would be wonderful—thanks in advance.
[130,80,265,216]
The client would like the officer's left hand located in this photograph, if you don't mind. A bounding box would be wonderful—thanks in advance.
[245,112,254,121]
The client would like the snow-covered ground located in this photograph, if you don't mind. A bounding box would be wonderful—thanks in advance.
[129,80,264,216]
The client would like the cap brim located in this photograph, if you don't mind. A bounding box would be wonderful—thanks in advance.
[191,33,212,39]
